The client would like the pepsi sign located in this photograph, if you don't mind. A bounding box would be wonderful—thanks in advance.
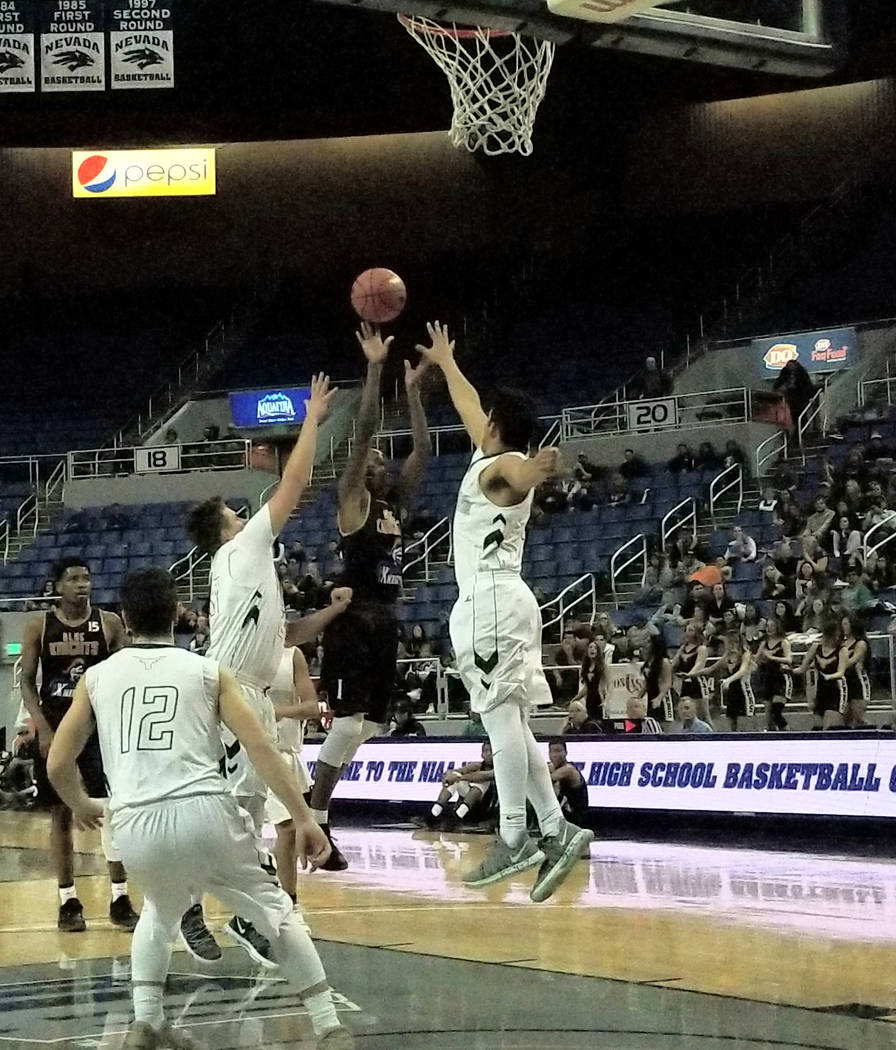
[230,387,311,429]
[72,149,216,198]
[754,326,857,376]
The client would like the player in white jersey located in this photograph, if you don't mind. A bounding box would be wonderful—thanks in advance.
[266,646,333,904]
[46,569,354,1050]
[184,373,351,964]
[418,321,593,902]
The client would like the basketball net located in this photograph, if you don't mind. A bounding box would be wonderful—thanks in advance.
[398,14,555,157]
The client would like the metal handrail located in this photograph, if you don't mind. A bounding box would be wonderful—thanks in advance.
[349,424,473,460]
[796,386,825,457]
[661,497,697,552]
[538,416,562,449]
[709,464,743,525]
[45,460,65,505]
[863,512,896,560]
[610,534,647,608]
[0,519,8,565]
[402,516,450,580]
[539,573,596,635]
[69,439,251,480]
[756,429,788,480]
[16,494,37,539]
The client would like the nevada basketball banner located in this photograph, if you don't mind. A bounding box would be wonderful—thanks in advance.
[40,0,105,92]
[72,148,216,197]
[753,325,858,375]
[109,1,173,89]
[0,1,36,92]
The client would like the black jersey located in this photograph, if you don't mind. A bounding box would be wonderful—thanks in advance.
[39,606,109,711]
[340,495,403,603]
[556,765,589,822]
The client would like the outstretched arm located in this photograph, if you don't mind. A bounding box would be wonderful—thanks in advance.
[284,587,352,646]
[339,324,391,533]
[399,356,432,505]
[416,322,487,447]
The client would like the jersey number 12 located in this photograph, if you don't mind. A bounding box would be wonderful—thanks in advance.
[120,686,179,753]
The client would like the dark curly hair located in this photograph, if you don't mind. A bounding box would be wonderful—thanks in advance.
[186,497,226,557]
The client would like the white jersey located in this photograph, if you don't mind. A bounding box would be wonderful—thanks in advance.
[84,645,227,814]
[452,449,533,592]
[270,646,304,754]
[207,504,285,687]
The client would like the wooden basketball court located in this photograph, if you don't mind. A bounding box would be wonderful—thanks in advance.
[1,810,895,1049]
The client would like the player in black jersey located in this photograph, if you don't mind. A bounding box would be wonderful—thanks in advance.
[20,556,138,932]
[311,322,431,870]
[548,740,590,833]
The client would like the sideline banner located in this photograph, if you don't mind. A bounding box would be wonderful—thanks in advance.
[302,735,896,819]
[0,1,36,92]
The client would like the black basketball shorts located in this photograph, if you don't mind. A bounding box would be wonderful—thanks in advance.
[320,600,400,724]
[33,699,107,807]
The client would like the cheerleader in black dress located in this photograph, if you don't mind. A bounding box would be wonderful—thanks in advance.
[838,614,871,727]
[756,615,793,731]
[795,619,845,729]
[671,622,712,726]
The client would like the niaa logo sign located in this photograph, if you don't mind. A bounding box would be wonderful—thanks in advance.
[72,149,216,198]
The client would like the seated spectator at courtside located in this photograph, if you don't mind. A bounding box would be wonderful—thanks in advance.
[674,697,713,734]
[761,563,788,600]
[623,697,663,735]
[423,741,494,828]
[563,700,603,735]
[390,698,428,737]
[668,443,696,473]
[547,740,590,831]
[725,525,757,563]
[619,449,648,480]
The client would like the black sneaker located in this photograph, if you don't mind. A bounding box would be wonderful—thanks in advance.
[180,903,222,962]
[319,824,348,872]
[224,916,277,969]
[110,894,140,932]
[58,898,86,932]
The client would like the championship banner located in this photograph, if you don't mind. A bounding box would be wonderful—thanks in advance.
[755,325,858,376]
[109,0,173,89]
[40,0,105,92]
[0,1,36,92]
[302,734,896,819]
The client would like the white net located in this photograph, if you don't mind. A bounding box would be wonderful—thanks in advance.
[398,14,556,157]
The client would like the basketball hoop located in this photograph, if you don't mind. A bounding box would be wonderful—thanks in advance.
[398,14,555,157]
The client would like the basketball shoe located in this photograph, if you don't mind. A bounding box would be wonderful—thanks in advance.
[529,822,594,903]
[461,837,543,888]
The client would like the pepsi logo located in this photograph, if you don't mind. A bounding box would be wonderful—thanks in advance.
[76,154,116,194]
[763,343,799,369]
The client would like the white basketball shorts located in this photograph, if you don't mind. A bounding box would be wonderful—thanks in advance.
[449,571,551,715]
[220,682,277,800]
[265,750,312,827]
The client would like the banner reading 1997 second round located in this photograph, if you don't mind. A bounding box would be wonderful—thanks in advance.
[40,0,105,92]
[109,1,173,89]
[0,1,36,93]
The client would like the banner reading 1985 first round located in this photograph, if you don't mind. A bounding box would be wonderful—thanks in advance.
[0,1,36,93]
[109,1,173,89]
[40,0,104,92]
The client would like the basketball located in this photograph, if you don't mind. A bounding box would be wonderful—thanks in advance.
[350,268,407,324]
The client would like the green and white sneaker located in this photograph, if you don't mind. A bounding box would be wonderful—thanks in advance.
[529,823,594,903]
[462,836,544,888]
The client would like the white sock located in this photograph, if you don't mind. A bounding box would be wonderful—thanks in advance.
[59,884,77,905]
[311,808,329,825]
[111,881,128,902]
[133,984,165,1031]
[480,704,529,852]
[456,803,470,820]
[430,804,443,817]
[304,989,340,1037]
[522,721,564,839]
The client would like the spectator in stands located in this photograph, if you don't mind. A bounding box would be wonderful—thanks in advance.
[862,497,895,537]
[706,582,735,629]
[640,635,673,724]
[723,440,747,470]
[633,565,664,607]
[695,441,720,470]
[761,563,788,600]
[176,604,198,633]
[63,508,91,533]
[535,477,568,514]
[794,562,820,604]
[867,550,896,591]
[406,623,428,658]
[864,429,894,465]
[725,525,757,563]
[571,640,607,722]
[841,477,864,513]
[800,595,828,634]
[800,533,829,579]
[861,479,886,512]
[562,700,602,735]
[189,627,209,655]
[322,538,344,580]
[609,632,634,663]
[607,473,630,505]
[623,697,663,735]
[288,540,307,568]
[780,502,806,538]
[649,589,682,630]
[389,698,427,737]
[841,565,877,616]
[772,599,798,634]
[640,356,672,398]
[773,359,815,435]
[551,629,580,703]
[804,495,835,541]
[774,537,799,578]
[668,443,696,474]
[674,697,713,734]
[679,580,708,622]
[25,580,56,612]
[758,486,778,515]
[424,741,494,829]
[308,643,324,678]
[406,505,436,540]
[619,449,648,481]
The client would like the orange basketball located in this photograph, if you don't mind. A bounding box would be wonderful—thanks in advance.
[350,268,407,324]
